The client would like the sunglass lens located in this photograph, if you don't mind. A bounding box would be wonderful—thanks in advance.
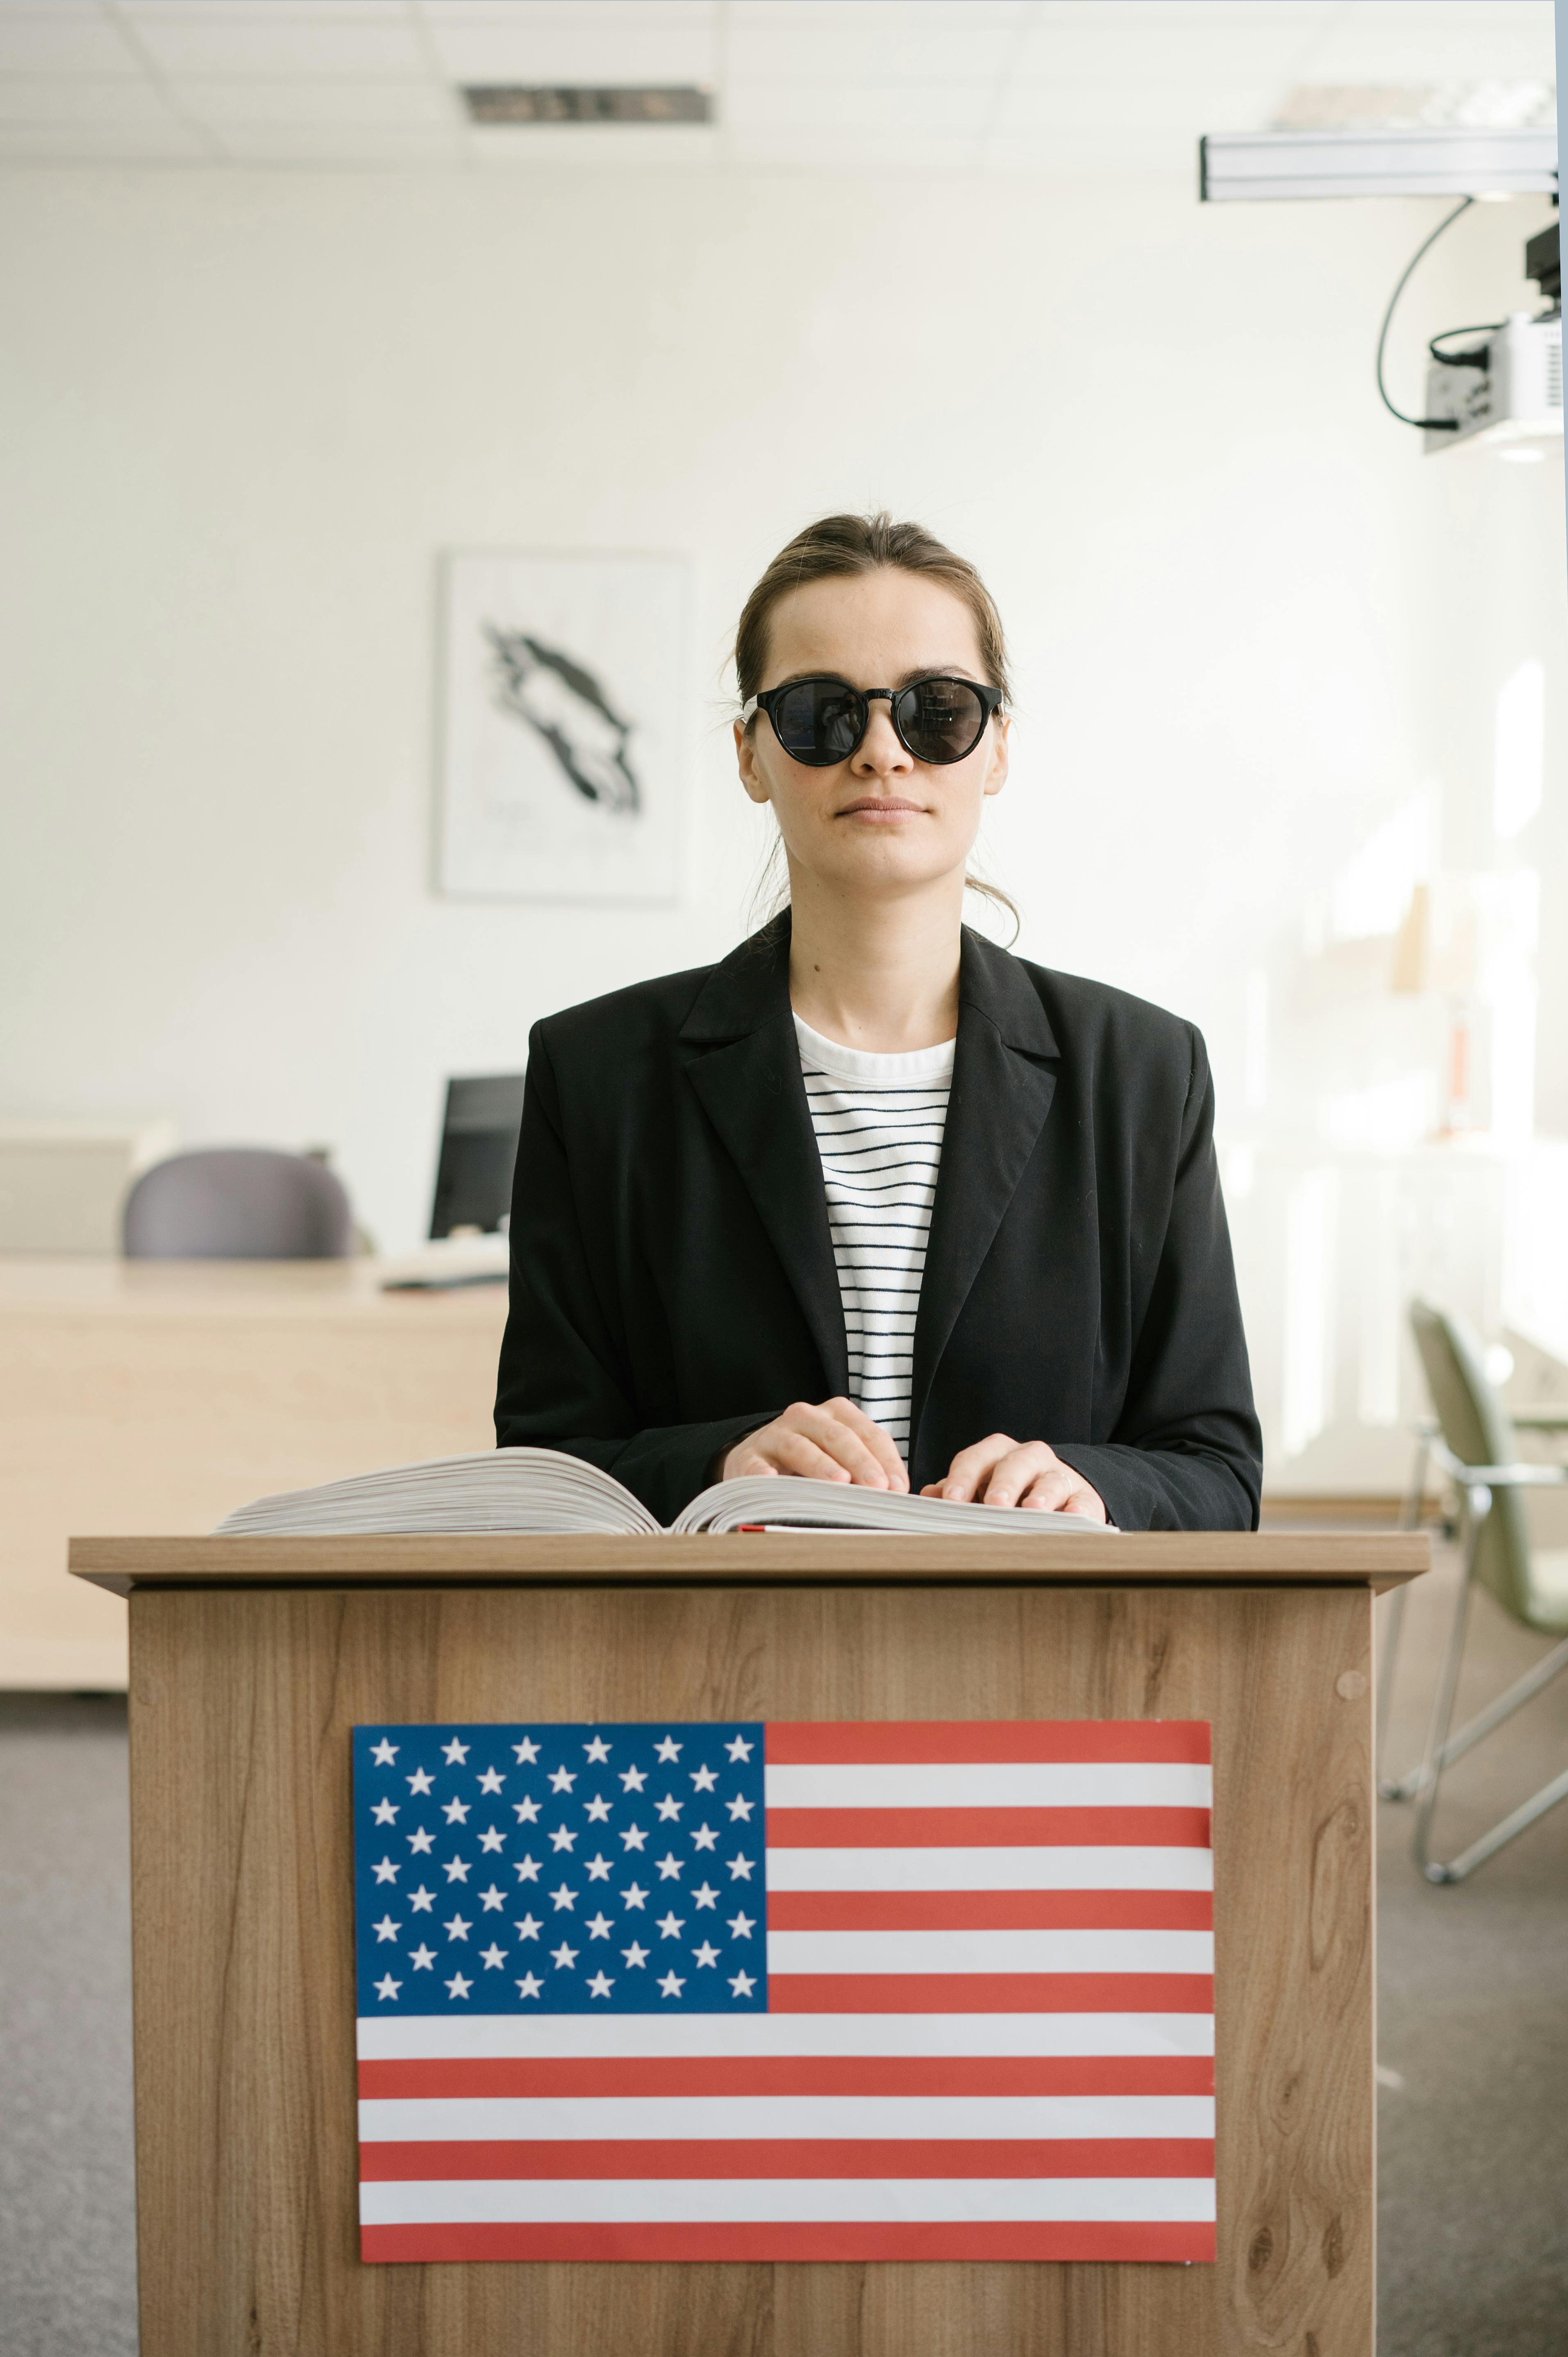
[897,680,988,763]
[771,680,864,764]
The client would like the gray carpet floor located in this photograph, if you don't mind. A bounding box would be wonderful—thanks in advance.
[0,1545,1563,2355]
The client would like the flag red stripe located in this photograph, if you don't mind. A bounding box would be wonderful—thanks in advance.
[359,2138,1216,2182]
[358,2055,1216,2101]
[360,2220,1216,2263]
[768,1889,1213,1931]
[767,1806,1211,1847]
[769,1974,1214,2013]
[766,1722,1211,1765]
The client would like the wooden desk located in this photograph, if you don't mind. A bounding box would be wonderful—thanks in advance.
[0,1258,506,1688]
[74,1530,1427,2357]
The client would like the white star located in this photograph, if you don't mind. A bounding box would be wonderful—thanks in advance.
[550,1827,577,1853]
[513,1738,540,1764]
[658,1970,685,1997]
[372,1915,400,1943]
[550,1941,579,1969]
[585,1854,612,1882]
[691,1824,718,1851]
[620,1825,648,1852]
[408,1884,434,1913]
[442,1856,470,1883]
[656,1910,684,1939]
[587,1970,614,1998]
[550,1884,577,1911]
[442,1796,470,1825]
[445,1971,472,1999]
[727,1854,754,1880]
[410,1943,436,1970]
[726,1795,754,1821]
[371,1799,398,1826]
[690,1765,718,1792]
[622,1941,649,1968]
[477,1767,504,1794]
[655,1795,683,1821]
[654,1737,682,1763]
[586,1911,613,1940]
[479,1943,507,1970]
[514,1797,541,1824]
[444,1913,471,1941]
[584,1736,611,1763]
[407,1827,434,1854]
[621,1881,648,1910]
[693,1941,720,1968]
[725,1735,754,1762]
[514,1913,541,1941]
[370,1739,398,1767]
[516,1972,543,1998]
[477,1826,504,1854]
[442,1739,470,1766]
[656,1853,683,1880]
[692,1882,718,1909]
[728,1969,757,1997]
[514,1856,541,1882]
[619,1765,648,1793]
[728,1911,756,1939]
[584,1795,612,1823]
[478,1884,505,1912]
[371,1856,400,1884]
[373,1972,401,2000]
[549,1766,577,1794]
[406,1768,434,1795]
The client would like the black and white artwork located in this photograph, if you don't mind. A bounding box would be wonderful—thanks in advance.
[438,552,686,902]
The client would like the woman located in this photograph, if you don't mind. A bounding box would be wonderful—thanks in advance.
[495,513,1261,1531]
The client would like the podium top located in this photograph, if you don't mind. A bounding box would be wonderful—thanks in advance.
[68,1529,1429,1598]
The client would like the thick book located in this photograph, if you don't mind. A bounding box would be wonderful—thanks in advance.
[215,1447,1114,1537]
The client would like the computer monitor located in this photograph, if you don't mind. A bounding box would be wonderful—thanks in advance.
[429,1074,527,1239]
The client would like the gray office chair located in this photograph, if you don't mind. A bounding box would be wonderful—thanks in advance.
[1377,1299,1568,1883]
[122,1147,353,1260]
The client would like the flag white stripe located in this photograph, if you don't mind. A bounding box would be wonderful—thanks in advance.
[766,1929,1213,1976]
[361,2175,1216,2227]
[765,1846,1214,1892]
[359,2093,1215,2143]
[358,2011,1216,2061]
[765,1763,1212,1810]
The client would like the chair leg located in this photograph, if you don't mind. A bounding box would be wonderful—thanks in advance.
[1409,1489,1486,1879]
[1426,1763,1568,1884]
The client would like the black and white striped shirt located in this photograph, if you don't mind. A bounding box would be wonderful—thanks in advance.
[794,1014,955,1459]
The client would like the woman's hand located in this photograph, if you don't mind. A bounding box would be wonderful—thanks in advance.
[921,1435,1107,1520]
[720,1399,909,1491]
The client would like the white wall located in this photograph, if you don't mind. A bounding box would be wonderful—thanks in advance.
[0,162,1562,1462]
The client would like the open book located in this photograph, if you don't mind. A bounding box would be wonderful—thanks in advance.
[215,1447,1114,1537]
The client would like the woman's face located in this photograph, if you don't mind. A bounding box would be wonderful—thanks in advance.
[736,567,1009,902]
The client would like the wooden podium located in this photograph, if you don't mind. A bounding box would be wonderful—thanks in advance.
[71,1528,1426,2357]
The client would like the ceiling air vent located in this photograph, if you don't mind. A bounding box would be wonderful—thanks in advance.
[462,86,712,126]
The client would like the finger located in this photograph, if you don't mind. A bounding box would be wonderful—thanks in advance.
[934,1433,1017,1502]
[822,1399,909,1492]
[1022,1474,1109,1524]
[782,1403,894,1490]
[977,1444,1055,1508]
[723,1448,780,1481]
[764,1429,855,1483]
[1013,1466,1078,1512]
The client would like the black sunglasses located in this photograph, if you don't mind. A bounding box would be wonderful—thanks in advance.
[741,675,1004,768]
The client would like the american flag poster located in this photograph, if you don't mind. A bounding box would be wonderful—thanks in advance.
[352,1718,1215,2263]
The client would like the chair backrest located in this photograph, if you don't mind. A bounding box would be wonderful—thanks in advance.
[1410,1299,1532,1622]
[122,1148,353,1261]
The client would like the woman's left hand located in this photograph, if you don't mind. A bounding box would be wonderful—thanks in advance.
[921,1436,1107,1520]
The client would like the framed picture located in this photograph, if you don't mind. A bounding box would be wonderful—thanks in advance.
[437,551,688,904]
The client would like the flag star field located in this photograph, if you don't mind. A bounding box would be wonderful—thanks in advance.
[352,1719,1216,2265]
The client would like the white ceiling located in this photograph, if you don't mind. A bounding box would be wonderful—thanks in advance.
[0,0,1554,175]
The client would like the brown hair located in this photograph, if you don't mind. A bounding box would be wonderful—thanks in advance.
[735,511,1019,938]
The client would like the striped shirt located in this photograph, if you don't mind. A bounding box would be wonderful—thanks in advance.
[794,1014,955,1458]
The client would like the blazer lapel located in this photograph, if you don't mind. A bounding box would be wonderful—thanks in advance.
[909,930,1059,1453]
[680,919,849,1397]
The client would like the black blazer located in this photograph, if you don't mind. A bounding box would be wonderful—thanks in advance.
[495,917,1262,1531]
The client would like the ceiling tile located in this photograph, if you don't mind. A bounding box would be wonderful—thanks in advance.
[170,77,459,128]
[725,79,998,134]
[0,5,142,76]
[984,125,1198,178]
[469,118,717,164]
[425,20,718,89]
[0,114,214,159]
[120,7,428,79]
[1293,1,1557,86]
[0,75,175,125]
[727,126,985,173]
[995,80,1279,137]
[209,120,468,163]
[726,17,1020,85]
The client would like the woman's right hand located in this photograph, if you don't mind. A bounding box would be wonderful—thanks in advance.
[720,1399,909,1491]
